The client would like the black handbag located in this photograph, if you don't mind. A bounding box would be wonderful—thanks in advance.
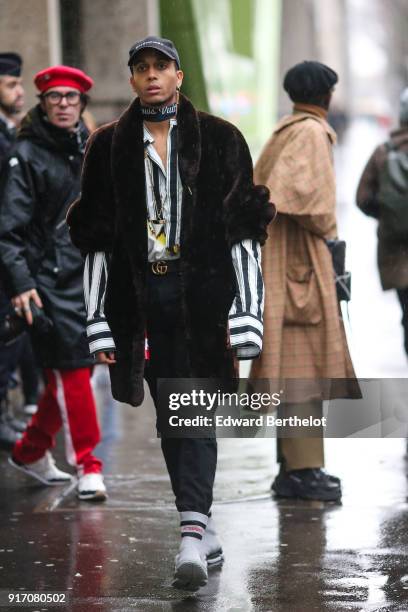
[326,239,351,302]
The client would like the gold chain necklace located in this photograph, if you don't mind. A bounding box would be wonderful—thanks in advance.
[145,152,167,241]
[145,151,167,223]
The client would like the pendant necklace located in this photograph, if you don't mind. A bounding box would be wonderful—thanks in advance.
[146,154,166,240]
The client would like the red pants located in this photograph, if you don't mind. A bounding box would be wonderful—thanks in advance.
[13,367,102,474]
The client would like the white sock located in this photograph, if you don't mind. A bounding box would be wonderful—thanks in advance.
[206,515,216,536]
[202,515,222,556]
[179,511,208,555]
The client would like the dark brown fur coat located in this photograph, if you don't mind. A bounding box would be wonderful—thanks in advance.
[67,94,274,406]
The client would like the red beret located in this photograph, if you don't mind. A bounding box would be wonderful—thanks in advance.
[34,65,93,94]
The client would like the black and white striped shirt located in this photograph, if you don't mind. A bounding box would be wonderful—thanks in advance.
[84,121,265,360]
[229,239,264,359]
[144,120,182,260]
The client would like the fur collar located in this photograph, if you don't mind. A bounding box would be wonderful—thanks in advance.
[110,94,201,265]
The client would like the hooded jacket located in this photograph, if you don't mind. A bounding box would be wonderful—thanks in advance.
[0,105,92,369]
[356,127,408,290]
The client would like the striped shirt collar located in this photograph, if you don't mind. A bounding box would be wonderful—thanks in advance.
[143,117,178,146]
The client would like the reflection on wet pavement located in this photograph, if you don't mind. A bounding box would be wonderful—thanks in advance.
[1,378,408,611]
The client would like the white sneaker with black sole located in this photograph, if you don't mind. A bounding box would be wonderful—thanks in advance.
[9,451,73,485]
[173,539,208,591]
[77,472,107,502]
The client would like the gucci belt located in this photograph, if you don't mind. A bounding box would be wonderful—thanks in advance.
[151,260,168,275]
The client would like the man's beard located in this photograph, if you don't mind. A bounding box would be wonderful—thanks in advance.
[144,91,176,108]
[0,96,23,116]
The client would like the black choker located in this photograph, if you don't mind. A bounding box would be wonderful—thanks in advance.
[140,103,177,122]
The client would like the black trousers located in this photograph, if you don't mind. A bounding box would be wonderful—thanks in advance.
[18,334,40,405]
[144,263,217,514]
[397,288,408,355]
[0,295,20,403]
[0,292,40,405]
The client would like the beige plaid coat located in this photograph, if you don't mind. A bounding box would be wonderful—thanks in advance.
[250,109,359,400]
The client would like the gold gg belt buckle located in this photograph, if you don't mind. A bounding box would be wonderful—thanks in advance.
[151,261,168,275]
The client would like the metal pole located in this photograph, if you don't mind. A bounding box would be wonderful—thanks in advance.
[47,0,62,65]
[147,0,160,35]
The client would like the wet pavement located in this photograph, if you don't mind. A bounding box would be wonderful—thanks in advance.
[1,373,408,611]
[1,119,408,611]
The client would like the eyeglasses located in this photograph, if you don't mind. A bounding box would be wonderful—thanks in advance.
[42,91,81,105]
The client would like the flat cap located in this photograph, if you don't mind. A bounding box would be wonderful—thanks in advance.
[283,61,338,103]
[34,65,93,94]
[128,36,180,69]
[0,52,22,77]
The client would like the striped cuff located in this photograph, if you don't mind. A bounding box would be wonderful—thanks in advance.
[229,313,263,360]
[180,511,208,540]
[236,345,262,360]
[86,317,116,355]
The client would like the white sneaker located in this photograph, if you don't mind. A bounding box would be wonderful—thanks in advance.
[173,539,208,591]
[9,452,73,486]
[201,518,224,568]
[24,404,38,416]
[77,472,107,502]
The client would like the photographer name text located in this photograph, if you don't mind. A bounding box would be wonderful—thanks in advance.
[168,415,327,428]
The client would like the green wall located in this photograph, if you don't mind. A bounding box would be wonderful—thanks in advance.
[160,0,282,156]
[159,0,209,111]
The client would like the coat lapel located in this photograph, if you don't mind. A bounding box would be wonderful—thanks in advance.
[111,97,147,266]
[110,94,202,265]
[177,94,201,188]
[175,95,201,252]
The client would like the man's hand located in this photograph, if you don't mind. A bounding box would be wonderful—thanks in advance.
[95,351,116,365]
[12,289,43,326]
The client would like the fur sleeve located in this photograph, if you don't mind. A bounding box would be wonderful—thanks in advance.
[67,124,116,254]
[221,125,276,247]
